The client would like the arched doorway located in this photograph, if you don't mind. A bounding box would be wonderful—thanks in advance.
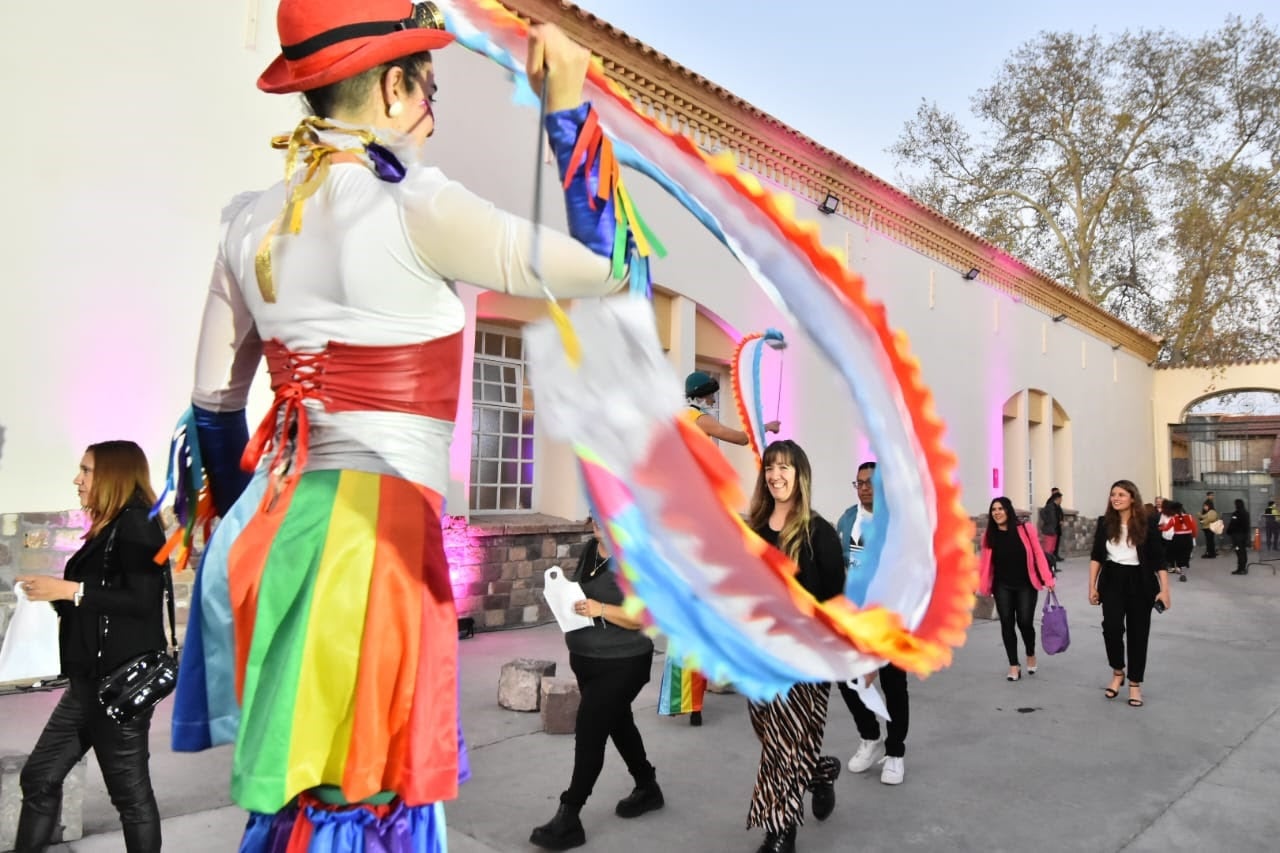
[1001,389,1073,511]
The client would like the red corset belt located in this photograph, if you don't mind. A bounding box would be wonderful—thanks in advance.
[241,333,463,481]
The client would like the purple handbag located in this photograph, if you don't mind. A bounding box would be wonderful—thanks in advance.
[1041,590,1070,655]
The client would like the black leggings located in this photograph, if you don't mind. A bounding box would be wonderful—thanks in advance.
[563,650,655,809]
[993,584,1038,666]
[17,678,160,852]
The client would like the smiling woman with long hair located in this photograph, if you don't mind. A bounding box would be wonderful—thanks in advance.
[744,440,845,853]
[1087,480,1170,708]
[14,441,167,852]
[978,497,1055,682]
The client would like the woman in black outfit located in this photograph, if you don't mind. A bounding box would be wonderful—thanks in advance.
[1087,480,1171,709]
[14,441,166,852]
[1227,499,1251,575]
[978,497,1056,681]
[746,440,845,853]
[530,519,661,851]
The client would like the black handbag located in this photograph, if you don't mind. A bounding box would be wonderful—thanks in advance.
[96,520,180,724]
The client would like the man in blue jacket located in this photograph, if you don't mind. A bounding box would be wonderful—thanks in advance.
[834,461,909,785]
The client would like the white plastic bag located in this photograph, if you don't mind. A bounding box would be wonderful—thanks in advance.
[541,567,594,633]
[0,582,61,683]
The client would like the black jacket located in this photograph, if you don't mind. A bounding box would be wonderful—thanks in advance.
[754,515,845,602]
[54,499,168,679]
[1089,514,1165,597]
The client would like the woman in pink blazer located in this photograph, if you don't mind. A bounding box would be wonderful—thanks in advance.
[979,497,1056,681]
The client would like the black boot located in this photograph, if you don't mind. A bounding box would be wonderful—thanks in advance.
[615,779,664,818]
[758,826,796,853]
[811,781,835,821]
[690,710,703,726]
[530,799,586,850]
[810,754,840,821]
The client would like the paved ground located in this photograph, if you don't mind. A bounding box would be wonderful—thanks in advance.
[3,554,1278,852]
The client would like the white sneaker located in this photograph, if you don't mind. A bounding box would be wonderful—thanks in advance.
[847,738,885,773]
[880,756,905,785]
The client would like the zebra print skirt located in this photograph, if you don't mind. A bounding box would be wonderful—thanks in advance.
[747,682,836,832]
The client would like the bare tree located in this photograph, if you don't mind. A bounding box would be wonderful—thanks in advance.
[892,17,1280,363]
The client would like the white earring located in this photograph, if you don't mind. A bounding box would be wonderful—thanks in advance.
[387,101,404,118]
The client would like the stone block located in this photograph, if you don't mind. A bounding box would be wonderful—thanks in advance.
[0,542,11,568]
[0,752,87,849]
[17,552,59,573]
[498,658,557,711]
[540,676,581,734]
[1,517,17,537]
[972,595,997,621]
[21,530,50,550]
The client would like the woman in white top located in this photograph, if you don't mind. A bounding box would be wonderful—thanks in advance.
[1087,480,1172,708]
[167,2,635,849]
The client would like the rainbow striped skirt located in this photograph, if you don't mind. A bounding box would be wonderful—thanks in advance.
[172,468,467,847]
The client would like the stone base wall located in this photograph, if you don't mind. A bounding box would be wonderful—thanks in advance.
[444,515,592,631]
[0,511,90,646]
[971,509,1094,557]
[2,506,1100,648]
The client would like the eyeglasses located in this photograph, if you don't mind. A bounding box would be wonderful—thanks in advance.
[854,479,873,489]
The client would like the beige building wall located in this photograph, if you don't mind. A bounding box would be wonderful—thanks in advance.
[0,0,1159,529]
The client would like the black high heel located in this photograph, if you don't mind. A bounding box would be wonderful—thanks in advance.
[1104,670,1125,699]
[1128,683,1144,707]
[1006,666,1021,682]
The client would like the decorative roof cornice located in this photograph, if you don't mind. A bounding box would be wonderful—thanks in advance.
[1155,358,1280,371]
[502,0,1162,361]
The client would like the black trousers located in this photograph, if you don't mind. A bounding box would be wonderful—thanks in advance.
[1099,564,1155,684]
[563,650,655,809]
[1234,538,1249,573]
[1203,530,1217,557]
[1267,519,1279,550]
[993,584,1038,666]
[837,663,909,757]
[16,678,160,852]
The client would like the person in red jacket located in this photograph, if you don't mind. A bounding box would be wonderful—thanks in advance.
[1159,501,1198,582]
[979,497,1056,681]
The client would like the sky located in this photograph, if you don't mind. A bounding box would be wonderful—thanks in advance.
[572,0,1275,183]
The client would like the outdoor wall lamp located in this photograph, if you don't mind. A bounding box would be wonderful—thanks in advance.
[1052,313,1067,322]
[962,267,980,280]
[818,192,840,215]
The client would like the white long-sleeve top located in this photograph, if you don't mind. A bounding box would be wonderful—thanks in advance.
[192,127,619,492]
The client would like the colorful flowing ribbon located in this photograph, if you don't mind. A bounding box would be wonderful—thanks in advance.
[440,0,977,697]
[730,329,786,462]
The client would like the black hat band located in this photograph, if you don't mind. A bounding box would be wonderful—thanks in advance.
[281,2,445,61]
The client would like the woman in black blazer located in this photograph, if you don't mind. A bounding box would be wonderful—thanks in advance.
[14,440,167,852]
[1087,480,1171,708]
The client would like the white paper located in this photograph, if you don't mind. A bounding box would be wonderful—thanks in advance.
[846,677,891,721]
[0,582,62,684]
[542,567,594,633]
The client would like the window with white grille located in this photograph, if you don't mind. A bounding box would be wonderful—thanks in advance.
[470,327,534,512]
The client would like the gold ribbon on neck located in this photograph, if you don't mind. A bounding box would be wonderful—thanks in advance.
[254,117,381,303]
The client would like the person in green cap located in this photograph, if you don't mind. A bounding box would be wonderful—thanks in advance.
[683,370,780,446]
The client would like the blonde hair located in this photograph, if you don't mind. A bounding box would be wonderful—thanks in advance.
[84,441,156,538]
[748,440,814,563]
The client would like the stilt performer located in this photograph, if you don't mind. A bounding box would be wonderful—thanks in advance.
[158,2,654,849]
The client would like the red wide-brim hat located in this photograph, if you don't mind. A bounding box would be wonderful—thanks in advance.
[259,0,456,95]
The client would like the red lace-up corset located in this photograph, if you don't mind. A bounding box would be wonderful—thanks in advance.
[242,333,463,479]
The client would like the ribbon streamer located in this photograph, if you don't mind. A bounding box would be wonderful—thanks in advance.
[441,0,977,697]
